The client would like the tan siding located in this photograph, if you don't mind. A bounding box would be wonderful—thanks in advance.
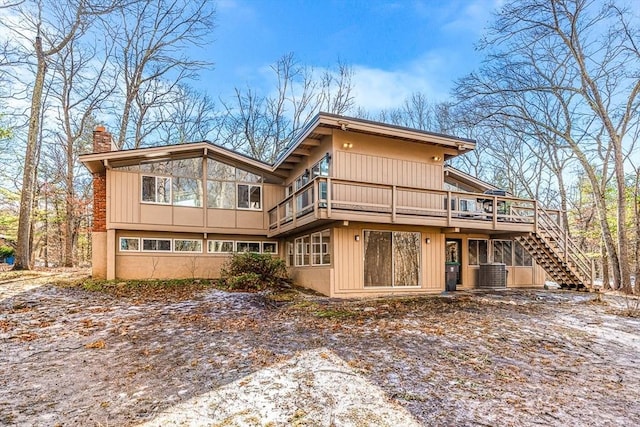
[108,171,139,224]
[174,206,204,227]
[140,203,173,225]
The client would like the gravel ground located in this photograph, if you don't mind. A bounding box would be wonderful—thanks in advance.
[1,272,639,426]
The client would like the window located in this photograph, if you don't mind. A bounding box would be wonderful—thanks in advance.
[208,240,234,253]
[294,236,310,266]
[120,237,140,252]
[142,175,171,204]
[174,239,202,252]
[172,177,202,207]
[237,184,261,210]
[492,240,512,266]
[468,239,488,265]
[207,160,263,210]
[142,238,172,252]
[514,241,533,266]
[311,229,331,265]
[236,241,260,253]
[287,242,294,266]
[262,242,278,254]
[311,155,330,178]
[363,231,420,287]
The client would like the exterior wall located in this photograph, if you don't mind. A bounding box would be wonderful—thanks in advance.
[289,268,332,296]
[113,230,279,280]
[332,222,444,298]
[332,130,444,189]
[91,232,107,279]
[452,234,545,289]
[107,170,282,234]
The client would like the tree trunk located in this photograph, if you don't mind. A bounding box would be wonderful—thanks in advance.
[613,141,631,293]
[14,36,46,270]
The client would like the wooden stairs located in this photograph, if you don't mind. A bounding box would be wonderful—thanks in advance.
[514,208,593,288]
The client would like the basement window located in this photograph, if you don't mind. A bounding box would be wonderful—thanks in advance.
[174,239,203,253]
[120,237,140,252]
[142,238,172,252]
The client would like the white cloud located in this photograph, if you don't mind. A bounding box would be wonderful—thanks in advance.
[351,53,452,113]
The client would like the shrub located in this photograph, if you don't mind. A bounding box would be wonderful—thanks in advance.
[0,245,15,258]
[219,252,289,291]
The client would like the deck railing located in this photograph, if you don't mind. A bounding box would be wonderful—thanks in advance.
[268,177,546,231]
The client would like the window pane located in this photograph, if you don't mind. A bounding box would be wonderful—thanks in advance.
[249,186,261,209]
[173,177,202,207]
[142,176,156,202]
[262,242,277,254]
[143,239,157,251]
[237,184,249,209]
[140,160,171,174]
[287,242,294,266]
[172,158,202,178]
[207,181,235,209]
[303,236,310,265]
[237,241,260,252]
[207,159,235,180]
[157,177,171,204]
[236,169,262,183]
[295,238,304,266]
[120,238,139,251]
[311,233,322,265]
[478,240,488,264]
[209,241,234,253]
[393,232,420,286]
[503,241,512,266]
[363,231,393,287]
[174,240,202,252]
[469,240,478,265]
[321,229,331,265]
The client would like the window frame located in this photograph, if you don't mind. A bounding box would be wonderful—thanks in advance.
[141,175,172,205]
[468,239,488,266]
[363,229,421,288]
[173,239,203,253]
[236,183,262,210]
[141,238,172,252]
[119,237,140,252]
[262,241,278,254]
[236,241,261,253]
[208,240,235,253]
[311,229,331,266]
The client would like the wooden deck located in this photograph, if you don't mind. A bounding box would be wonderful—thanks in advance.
[267,177,560,237]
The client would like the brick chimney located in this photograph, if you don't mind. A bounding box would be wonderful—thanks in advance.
[93,125,114,153]
[92,125,112,233]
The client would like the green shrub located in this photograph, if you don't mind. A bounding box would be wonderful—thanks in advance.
[219,252,289,291]
[0,245,15,258]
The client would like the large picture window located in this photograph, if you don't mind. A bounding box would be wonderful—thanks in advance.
[468,239,488,265]
[207,159,262,210]
[363,231,420,287]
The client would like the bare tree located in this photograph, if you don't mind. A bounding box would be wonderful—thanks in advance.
[454,0,640,291]
[4,0,121,270]
[218,53,355,162]
[106,0,215,149]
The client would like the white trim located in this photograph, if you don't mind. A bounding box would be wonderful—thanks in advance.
[119,237,140,252]
[261,241,278,254]
[173,239,203,253]
[208,240,235,253]
[141,238,172,252]
[236,183,262,211]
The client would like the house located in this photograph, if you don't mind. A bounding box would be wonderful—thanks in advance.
[79,113,592,297]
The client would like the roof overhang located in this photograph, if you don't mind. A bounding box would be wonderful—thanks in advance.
[272,113,476,172]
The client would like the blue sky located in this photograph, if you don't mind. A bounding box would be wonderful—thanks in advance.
[195,0,500,112]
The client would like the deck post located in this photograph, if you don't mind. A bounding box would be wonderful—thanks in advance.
[590,259,595,288]
[564,229,568,262]
[392,185,397,223]
[492,196,498,229]
[326,178,332,217]
[313,179,319,218]
[446,191,452,226]
[292,190,297,229]
[276,204,281,232]
[534,200,539,234]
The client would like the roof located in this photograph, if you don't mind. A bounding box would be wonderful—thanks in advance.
[444,165,501,192]
[79,113,477,177]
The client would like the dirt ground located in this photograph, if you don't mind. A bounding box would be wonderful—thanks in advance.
[1,271,639,426]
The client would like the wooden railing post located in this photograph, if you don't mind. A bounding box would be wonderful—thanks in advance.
[392,185,397,223]
[446,191,452,226]
[492,196,498,229]
[591,259,595,288]
[534,200,539,233]
[313,179,319,218]
[326,178,332,217]
[276,205,280,232]
[564,228,568,262]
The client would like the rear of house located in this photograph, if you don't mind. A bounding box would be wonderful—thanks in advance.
[80,113,591,297]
